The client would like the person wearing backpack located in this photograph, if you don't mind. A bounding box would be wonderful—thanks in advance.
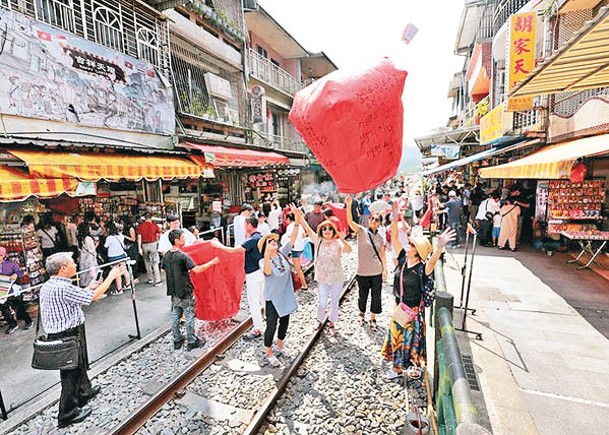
[104,222,131,294]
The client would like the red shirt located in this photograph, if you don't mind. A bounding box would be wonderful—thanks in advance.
[138,221,161,243]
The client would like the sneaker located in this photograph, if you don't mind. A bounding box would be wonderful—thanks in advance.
[173,338,185,350]
[5,325,18,335]
[23,321,34,330]
[272,344,287,356]
[186,338,204,351]
[154,281,163,287]
[147,280,154,285]
[244,330,262,341]
[267,355,281,367]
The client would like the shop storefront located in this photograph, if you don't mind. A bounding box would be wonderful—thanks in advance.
[0,148,212,288]
[479,135,609,267]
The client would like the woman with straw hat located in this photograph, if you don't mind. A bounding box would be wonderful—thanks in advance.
[258,205,301,367]
[382,203,456,381]
[300,216,352,332]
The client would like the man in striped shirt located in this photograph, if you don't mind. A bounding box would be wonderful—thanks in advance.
[40,252,125,428]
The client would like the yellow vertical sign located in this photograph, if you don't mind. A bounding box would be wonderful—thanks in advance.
[507,12,536,111]
[480,104,505,144]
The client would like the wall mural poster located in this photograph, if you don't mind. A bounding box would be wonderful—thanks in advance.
[0,9,174,135]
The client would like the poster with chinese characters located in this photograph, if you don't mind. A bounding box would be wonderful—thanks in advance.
[507,12,536,112]
[0,8,174,135]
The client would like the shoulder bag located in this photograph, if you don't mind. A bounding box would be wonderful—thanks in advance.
[366,230,383,265]
[279,252,303,291]
[391,260,418,327]
[31,310,79,371]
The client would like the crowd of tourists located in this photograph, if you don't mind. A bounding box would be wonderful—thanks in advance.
[14,180,461,428]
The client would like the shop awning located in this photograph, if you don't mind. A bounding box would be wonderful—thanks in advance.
[479,134,609,179]
[182,143,289,168]
[511,6,609,97]
[0,166,80,201]
[7,149,204,181]
[421,139,540,176]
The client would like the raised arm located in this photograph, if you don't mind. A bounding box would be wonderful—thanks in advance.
[295,208,318,244]
[338,232,352,253]
[345,195,363,234]
[391,202,403,255]
[425,228,456,276]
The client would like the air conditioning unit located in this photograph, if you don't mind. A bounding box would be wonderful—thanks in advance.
[243,0,258,11]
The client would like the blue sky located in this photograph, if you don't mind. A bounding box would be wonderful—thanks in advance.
[259,0,465,168]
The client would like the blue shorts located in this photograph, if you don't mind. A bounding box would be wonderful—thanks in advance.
[291,250,303,258]
[492,227,500,239]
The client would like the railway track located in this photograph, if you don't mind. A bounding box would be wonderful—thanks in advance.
[107,273,358,435]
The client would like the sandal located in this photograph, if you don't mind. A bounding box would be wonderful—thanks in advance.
[406,366,422,380]
[272,345,287,356]
[267,355,281,367]
[359,312,366,325]
[385,369,402,381]
[370,318,377,330]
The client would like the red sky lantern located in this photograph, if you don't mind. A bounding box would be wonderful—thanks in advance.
[289,57,408,193]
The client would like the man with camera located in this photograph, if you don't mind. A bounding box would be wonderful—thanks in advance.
[39,252,125,428]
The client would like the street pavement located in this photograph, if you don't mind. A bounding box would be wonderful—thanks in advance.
[442,245,609,435]
[0,278,170,414]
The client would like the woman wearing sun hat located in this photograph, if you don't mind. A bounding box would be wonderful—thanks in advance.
[381,206,456,381]
[300,217,352,331]
[258,205,301,367]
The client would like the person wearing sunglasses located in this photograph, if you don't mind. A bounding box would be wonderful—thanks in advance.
[381,209,456,381]
[300,217,352,332]
[345,195,387,330]
[258,205,301,367]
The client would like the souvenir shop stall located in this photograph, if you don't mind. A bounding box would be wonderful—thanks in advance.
[243,168,302,205]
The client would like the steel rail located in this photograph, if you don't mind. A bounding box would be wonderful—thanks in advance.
[242,274,358,434]
[106,317,252,435]
[105,258,335,434]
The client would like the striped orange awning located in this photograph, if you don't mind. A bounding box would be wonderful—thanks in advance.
[479,134,609,179]
[8,150,203,182]
[0,166,80,201]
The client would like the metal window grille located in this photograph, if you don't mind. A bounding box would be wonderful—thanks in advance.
[136,27,158,67]
[92,4,123,51]
[492,0,528,33]
[35,0,76,33]
[0,0,170,75]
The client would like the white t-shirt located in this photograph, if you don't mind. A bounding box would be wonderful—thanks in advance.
[475,198,501,221]
[463,189,471,206]
[410,194,424,211]
[158,228,196,253]
[233,214,247,247]
[37,227,58,249]
[258,222,271,237]
[105,234,126,257]
[268,208,282,231]
[284,222,306,251]
[369,200,390,215]
[492,212,502,228]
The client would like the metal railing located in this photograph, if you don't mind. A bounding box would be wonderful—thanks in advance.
[513,107,546,131]
[551,87,609,117]
[0,0,171,75]
[254,129,308,154]
[478,2,496,40]
[492,0,529,33]
[432,255,487,434]
[247,49,303,96]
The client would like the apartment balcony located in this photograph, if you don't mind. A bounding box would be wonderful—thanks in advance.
[252,124,309,155]
[493,0,529,33]
[548,87,609,142]
[247,49,303,96]
[512,108,546,133]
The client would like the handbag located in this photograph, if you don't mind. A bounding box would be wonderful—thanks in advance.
[279,252,303,291]
[31,311,80,371]
[32,337,80,370]
[391,261,417,327]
